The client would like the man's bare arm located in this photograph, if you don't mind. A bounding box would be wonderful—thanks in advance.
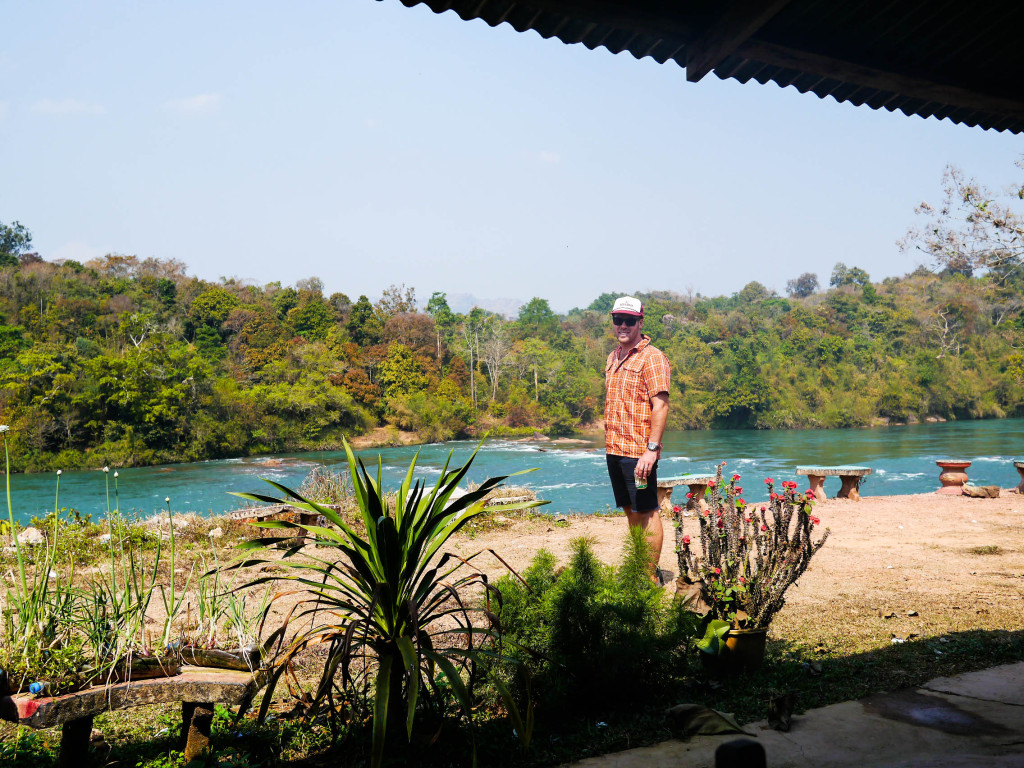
[636,392,669,480]
[648,392,669,446]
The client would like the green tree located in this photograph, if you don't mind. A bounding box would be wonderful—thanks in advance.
[785,272,819,298]
[0,221,33,268]
[517,297,559,338]
[426,291,455,360]
[187,288,239,339]
[272,287,300,318]
[378,343,428,400]
[348,295,383,346]
[290,299,334,342]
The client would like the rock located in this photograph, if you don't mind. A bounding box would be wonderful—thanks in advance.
[962,485,1000,498]
[554,515,569,524]
[207,527,223,538]
[907,610,919,616]
[98,533,112,544]
[17,527,45,546]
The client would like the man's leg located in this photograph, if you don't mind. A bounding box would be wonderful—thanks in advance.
[624,506,664,581]
[608,454,664,582]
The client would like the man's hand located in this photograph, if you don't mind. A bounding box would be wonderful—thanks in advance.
[635,448,660,479]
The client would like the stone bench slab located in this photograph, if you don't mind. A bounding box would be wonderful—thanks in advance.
[796,466,873,477]
[657,475,716,488]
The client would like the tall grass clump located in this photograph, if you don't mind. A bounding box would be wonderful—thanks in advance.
[234,440,544,768]
[490,528,700,719]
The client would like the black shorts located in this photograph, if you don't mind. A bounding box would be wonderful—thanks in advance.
[607,454,660,513]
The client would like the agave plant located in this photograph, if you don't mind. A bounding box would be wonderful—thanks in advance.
[232,441,544,767]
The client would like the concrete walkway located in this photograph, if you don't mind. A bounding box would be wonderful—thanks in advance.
[570,662,1024,767]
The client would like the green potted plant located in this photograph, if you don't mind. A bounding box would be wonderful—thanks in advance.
[675,463,829,673]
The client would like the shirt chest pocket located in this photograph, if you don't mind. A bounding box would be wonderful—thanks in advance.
[613,365,644,396]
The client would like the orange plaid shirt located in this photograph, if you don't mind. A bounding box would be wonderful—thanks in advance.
[604,335,671,458]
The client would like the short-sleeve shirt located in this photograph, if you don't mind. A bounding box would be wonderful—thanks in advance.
[604,335,671,458]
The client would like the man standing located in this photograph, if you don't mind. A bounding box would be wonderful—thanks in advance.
[604,296,671,582]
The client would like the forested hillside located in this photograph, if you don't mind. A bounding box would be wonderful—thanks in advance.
[0,216,1021,472]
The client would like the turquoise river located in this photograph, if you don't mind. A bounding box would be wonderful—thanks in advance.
[5,418,1024,524]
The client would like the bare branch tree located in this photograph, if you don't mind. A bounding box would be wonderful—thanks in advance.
[928,309,962,358]
[901,161,1024,283]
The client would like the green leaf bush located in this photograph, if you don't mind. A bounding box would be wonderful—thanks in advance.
[489,528,700,718]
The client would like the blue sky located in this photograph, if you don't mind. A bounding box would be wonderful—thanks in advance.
[2,1,1021,312]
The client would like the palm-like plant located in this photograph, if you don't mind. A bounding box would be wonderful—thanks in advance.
[233,441,544,767]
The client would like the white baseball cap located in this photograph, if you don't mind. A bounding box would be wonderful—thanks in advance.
[611,296,644,316]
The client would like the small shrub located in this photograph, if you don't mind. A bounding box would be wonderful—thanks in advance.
[968,544,1003,555]
[491,528,700,718]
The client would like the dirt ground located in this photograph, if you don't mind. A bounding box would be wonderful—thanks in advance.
[120,488,1024,665]
[445,491,1024,653]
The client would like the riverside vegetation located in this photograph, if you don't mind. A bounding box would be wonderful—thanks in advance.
[2,181,1024,471]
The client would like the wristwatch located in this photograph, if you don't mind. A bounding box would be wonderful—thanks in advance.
[646,440,661,452]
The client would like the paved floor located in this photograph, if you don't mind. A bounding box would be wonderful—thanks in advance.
[569,662,1024,768]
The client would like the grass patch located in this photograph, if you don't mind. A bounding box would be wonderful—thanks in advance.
[968,544,1004,555]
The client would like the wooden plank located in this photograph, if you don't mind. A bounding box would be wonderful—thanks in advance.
[0,667,261,729]
[685,0,793,82]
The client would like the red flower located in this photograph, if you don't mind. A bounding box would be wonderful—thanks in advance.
[760,505,766,512]
[673,505,682,512]
[770,493,778,500]
[682,535,690,544]
[806,489,815,499]
[764,478,773,484]
[732,474,740,481]
[810,516,820,525]
[760,524,767,531]
[714,567,721,575]
[738,576,747,585]
[735,486,743,493]
[686,492,693,499]
[737,498,746,505]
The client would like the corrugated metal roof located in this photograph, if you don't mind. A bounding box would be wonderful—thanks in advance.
[393,0,1024,133]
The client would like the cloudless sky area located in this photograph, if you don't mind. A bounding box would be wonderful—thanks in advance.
[2,1,1022,312]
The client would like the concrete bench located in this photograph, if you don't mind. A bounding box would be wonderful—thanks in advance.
[796,466,872,500]
[229,503,333,545]
[657,474,716,513]
[0,666,262,766]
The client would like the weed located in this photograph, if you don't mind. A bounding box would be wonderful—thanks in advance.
[969,544,1003,555]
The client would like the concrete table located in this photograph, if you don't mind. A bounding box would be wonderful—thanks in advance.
[658,475,716,513]
[796,466,873,501]
[0,666,263,766]
[935,459,971,495]
[1014,460,1024,494]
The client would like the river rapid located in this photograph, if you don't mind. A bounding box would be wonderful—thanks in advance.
[5,418,1023,524]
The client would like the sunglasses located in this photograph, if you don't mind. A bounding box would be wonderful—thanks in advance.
[611,315,639,327]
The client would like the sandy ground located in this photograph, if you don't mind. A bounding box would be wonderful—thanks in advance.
[445,491,1024,652]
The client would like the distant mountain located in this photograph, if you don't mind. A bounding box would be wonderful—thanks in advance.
[446,293,525,318]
